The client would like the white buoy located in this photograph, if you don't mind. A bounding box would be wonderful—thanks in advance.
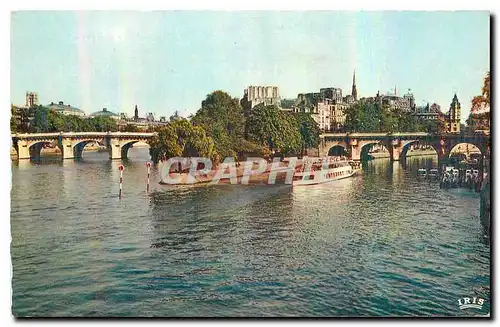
[119,164,125,198]
[146,162,151,192]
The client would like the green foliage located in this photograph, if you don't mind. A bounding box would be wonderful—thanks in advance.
[148,118,217,164]
[294,112,320,151]
[343,100,444,134]
[192,91,246,159]
[245,104,303,156]
[10,105,119,133]
[10,105,17,133]
[124,124,139,132]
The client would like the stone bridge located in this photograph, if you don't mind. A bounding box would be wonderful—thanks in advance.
[319,132,490,163]
[12,132,155,160]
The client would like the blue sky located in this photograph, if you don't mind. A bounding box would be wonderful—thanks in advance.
[11,11,489,121]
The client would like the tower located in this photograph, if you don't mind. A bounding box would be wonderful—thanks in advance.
[134,105,139,121]
[25,91,38,108]
[449,93,461,133]
[351,70,357,101]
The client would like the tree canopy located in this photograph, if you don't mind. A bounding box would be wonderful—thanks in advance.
[245,104,303,156]
[148,118,216,164]
[342,100,444,134]
[294,112,320,152]
[11,105,118,133]
[471,71,490,113]
[191,91,247,158]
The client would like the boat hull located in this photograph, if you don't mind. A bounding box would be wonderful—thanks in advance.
[292,170,357,186]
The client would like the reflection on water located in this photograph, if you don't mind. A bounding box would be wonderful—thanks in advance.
[11,150,490,317]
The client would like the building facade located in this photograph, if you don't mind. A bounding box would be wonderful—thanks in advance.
[241,86,281,115]
[310,99,348,132]
[320,88,343,103]
[375,89,416,112]
[414,103,442,121]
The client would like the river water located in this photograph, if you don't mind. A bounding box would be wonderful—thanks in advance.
[10,148,490,317]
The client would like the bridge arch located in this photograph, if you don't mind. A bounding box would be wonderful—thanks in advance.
[119,140,150,160]
[359,141,389,161]
[399,140,439,162]
[448,142,483,158]
[327,145,348,157]
[72,139,106,159]
[321,139,348,157]
[29,141,61,160]
[13,139,61,160]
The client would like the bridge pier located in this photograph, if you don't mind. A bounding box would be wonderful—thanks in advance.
[389,141,402,161]
[16,140,31,160]
[59,139,75,159]
[108,139,122,160]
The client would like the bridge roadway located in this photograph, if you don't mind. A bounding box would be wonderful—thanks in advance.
[11,131,490,162]
[11,132,155,160]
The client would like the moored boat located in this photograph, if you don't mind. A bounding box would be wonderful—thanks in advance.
[292,156,357,186]
[417,168,427,177]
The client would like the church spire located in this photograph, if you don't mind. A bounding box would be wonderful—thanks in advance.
[351,70,357,101]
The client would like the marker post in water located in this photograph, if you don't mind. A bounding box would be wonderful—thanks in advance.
[146,162,151,192]
[118,164,124,199]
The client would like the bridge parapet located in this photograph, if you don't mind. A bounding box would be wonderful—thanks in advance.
[12,132,157,160]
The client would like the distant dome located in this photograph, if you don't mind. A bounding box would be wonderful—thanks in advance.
[90,108,120,119]
[47,101,86,117]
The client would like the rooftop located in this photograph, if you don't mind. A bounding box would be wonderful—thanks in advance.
[90,108,119,117]
[47,101,85,115]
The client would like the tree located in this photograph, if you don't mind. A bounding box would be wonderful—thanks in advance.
[343,100,383,132]
[18,107,32,133]
[469,71,491,132]
[124,124,139,132]
[89,116,118,132]
[343,100,438,133]
[471,71,490,113]
[294,112,320,153]
[245,104,302,156]
[148,118,217,164]
[192,91,246,159]
[10,105,18,133]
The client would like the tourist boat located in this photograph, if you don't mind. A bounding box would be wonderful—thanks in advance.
[292,156,357,186]
[417,168,427,177]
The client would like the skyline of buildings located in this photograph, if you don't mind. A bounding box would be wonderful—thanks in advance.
[14,65,479,126]
[11,12,488,124]
[13,69,473,133]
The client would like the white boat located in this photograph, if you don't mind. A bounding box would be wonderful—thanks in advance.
[292,157,357,186]
[417,168,427,176]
